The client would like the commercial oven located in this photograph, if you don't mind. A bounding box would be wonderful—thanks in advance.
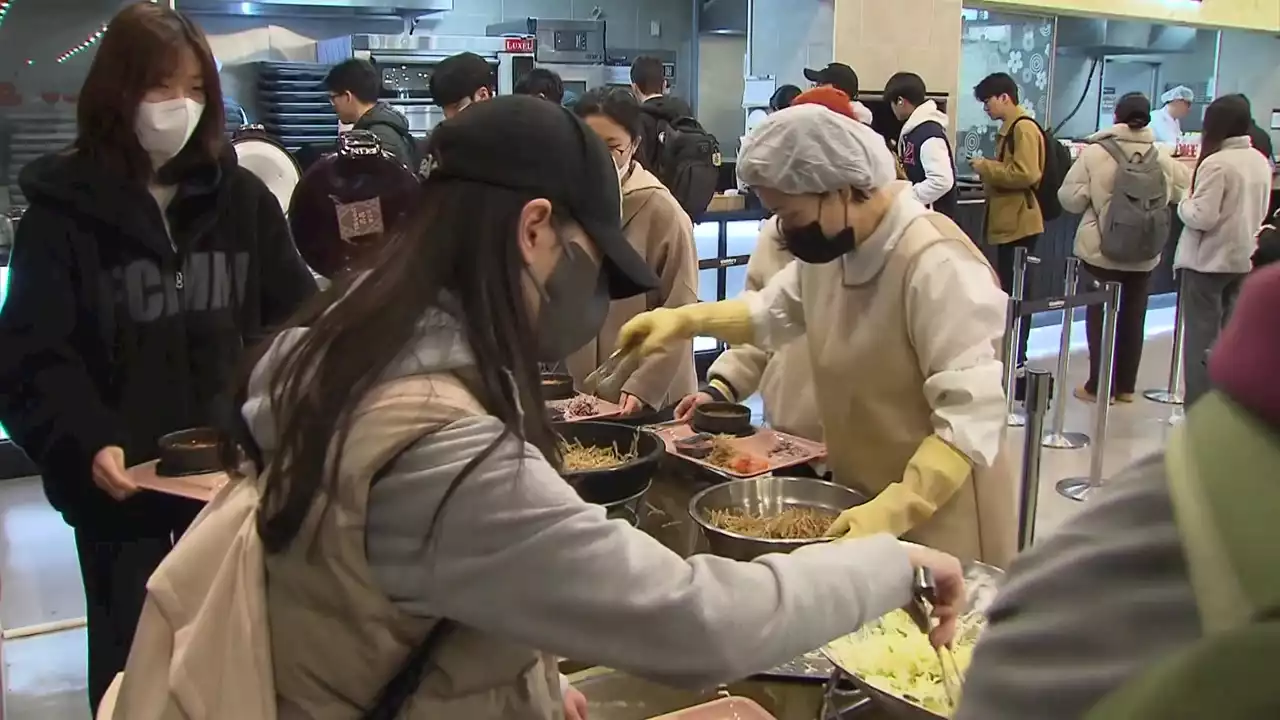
[604,48,678,93]
[486,18,607,101]
[317,34,536,136]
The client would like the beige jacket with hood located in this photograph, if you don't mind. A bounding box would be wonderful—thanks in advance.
[706,217,823,441]
[567,163,698,409]
[1059,123,1191,272]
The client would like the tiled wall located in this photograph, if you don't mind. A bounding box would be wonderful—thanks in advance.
[831,0,962,100]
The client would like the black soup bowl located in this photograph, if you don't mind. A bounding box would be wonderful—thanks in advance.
[553,421,664,507]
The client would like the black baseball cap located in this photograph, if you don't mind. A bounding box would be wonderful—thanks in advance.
[425,95,659,299]
[429,52,494,108]
[804,63,860,100]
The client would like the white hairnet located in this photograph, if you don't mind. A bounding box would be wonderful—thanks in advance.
[737,103,897,195]
[1162,86,1194,104]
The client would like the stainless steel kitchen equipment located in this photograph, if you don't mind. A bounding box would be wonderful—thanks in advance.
[605,48,678,91]
[688,476,866,562]
[487,19,607,99]
[317,34,536,136]
[253,62,341,151]
[821,562,1005,720]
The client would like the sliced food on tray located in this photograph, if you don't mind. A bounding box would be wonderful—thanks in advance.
[825,608,984,717]
[652,422,826,478]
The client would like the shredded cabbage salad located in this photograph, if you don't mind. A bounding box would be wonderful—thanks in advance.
[825,609,980,717]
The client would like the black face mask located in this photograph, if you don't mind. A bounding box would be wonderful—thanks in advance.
[782,223,856,264]
[531,240,610,362]
[779,194,857,264]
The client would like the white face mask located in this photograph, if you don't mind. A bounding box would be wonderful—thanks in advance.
[136,98,204,168]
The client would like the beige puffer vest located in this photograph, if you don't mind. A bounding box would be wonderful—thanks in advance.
[266,373,564,719]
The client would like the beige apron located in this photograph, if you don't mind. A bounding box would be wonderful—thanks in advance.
[798,214,1017,567]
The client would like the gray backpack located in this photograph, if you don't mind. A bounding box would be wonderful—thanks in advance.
[1096,139,1170,263]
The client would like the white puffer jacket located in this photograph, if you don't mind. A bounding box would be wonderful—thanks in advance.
[1058,124,1191,272]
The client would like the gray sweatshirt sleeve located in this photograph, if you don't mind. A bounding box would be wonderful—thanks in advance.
[955,453,1201,720]
[366,415,913,690]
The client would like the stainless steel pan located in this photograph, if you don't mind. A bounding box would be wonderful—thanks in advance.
[822,562,1004,719]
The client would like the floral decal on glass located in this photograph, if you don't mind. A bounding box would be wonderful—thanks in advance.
[955,8,1056,175]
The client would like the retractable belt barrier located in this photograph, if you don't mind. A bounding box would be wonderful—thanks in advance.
[1018,369,1052,550]
[1055,281,1123,502]
[1001,247,1040,428]
[1041,258,1090,451]
[1144,269,1187,407]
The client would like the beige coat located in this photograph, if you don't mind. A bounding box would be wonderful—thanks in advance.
[706,217,823,441]
[567,164,698,409]
[976,108,1046,245]
[98,373,562,720]
[1059,124,1191,272]
[798,214,1017,567]
[1175,136,1275,275]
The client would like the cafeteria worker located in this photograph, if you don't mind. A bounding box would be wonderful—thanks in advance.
[619,104,1017,566]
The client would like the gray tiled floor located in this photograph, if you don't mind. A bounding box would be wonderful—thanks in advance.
[0,328,1186,719]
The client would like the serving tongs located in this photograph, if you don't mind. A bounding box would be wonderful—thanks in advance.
[581,349,641,402]
[907,567,964,710]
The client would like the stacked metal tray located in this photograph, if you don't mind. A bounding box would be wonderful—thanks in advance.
[254,62,339,151]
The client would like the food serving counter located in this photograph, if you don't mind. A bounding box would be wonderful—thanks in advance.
[132,452,896,720]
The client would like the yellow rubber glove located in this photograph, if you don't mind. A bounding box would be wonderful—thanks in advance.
[616,300,754,357]
[826,434,972,539]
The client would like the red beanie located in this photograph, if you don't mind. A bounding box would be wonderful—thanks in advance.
[792,87,856,120]
[1208,264,1280,430]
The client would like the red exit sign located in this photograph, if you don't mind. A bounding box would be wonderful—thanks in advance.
[504,37,535,53]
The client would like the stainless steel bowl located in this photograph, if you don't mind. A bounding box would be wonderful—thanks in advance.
[688,476,867,561]
[822,562,1007,720]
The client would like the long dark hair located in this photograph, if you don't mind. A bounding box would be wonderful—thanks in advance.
[245,179,563,553]
[75,1,226,183]
[1195,94,1252,185]
[1114,92,1151,130]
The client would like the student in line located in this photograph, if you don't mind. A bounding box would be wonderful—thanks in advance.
[803,62,874,124]
[515,67,566,106]
[0,3,314,711]
[886,71,957,218]
[429,52,493,121]
[324,58,417,170]
[1058,92,1190,404]
[567,87,699,414]
[1174,93,1273,406]
[970,72,1045,380]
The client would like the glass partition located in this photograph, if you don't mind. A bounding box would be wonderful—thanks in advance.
[955,8,1056,175]
[692,215,768,355]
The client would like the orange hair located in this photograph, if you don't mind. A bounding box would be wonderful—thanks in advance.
[792,86,856,120]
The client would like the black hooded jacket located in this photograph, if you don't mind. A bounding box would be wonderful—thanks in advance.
[354,102,419,171]
[0,149,316,532]
[635,94,695,174]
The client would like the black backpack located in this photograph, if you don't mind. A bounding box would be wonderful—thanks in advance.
[1006,116,1071,223]
[365,120,423,175]
[653,115,722,220]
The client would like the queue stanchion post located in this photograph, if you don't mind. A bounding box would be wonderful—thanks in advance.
[1018,369,1053,550]
[1057,281,1121,502]
[1042,258,1089,450]
[1003,247,1039,428]
[1144,270,1186,406]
